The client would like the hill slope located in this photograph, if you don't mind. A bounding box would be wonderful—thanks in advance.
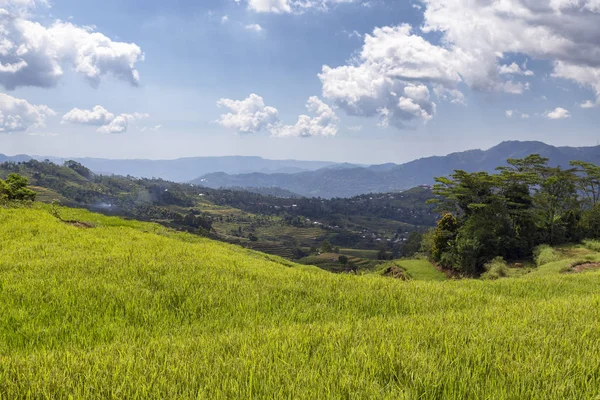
[195,141,600,197]
[2,205,600,398]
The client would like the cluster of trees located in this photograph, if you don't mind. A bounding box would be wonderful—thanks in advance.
[0,174,36,202]
[425,155,600,275]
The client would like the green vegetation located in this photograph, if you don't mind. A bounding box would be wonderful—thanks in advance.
[2,205,600,398]
[382,259,447,281]
[583,239,600,252]
[426,155,600,275]
[0,159,435,269]
[0,173,36,202]
[534,245,561,267]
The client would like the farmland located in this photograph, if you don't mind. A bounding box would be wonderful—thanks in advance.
[2,204,600,398]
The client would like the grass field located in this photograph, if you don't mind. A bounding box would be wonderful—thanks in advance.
[393,259,448,281]
[2,204,600,398]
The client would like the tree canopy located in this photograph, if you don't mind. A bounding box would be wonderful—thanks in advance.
[426,155,600,275]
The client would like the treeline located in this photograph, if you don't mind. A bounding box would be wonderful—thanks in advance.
[425,155,600,275]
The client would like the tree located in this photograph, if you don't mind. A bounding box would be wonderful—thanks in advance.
[571,161,600,206]
[338,255,349,266]
[431,213,458,264]
[320,240,333,253]
[0,174,36,201]
[533,167,579,245]
[400,231,423,258]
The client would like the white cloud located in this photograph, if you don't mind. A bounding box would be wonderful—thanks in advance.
[0,3,144,90]
[61,105,115,126]
[580,100,597,108]
[62,106,148,133]
[216,94,280,133]
[141,124,162,132]
[221,15,229,23]
[505,109,530,119]
[247,0,356,13]
[319,25,443,128]
[347,124,362,131]
[248,0,291,13]
[245,23,264,32]
[319,0,600,128]
[97,113,149,134]
[217,94,338,137]
[421,0,600,101]
[545,107,571,119]
[0,92,55,133]
[498,62,534,77]
[271,96,339,137]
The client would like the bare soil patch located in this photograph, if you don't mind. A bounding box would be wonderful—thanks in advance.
[572,262,600,273]
[64,220,94,229]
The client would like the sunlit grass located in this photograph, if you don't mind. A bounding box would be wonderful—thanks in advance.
[2,204,600,398]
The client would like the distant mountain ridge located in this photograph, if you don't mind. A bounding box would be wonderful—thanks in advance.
[192,141,600,198]
[0,154,338,182]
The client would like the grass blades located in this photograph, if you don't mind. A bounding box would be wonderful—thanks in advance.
[1,205,600,398]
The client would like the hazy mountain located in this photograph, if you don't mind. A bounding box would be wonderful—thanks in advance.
[192,141,600,198]
[4,155,337,182]
[0,154,32,163]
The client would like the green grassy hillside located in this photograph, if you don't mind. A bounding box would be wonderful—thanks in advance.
[2,205,600,398]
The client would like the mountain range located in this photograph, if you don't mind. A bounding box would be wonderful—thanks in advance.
[0,155,337,182]
[191,141,600,198]
[3,141,600,198]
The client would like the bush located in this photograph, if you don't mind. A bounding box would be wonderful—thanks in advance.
[533,245,560,267]
[582,239,600,252]
[481,257,508,280]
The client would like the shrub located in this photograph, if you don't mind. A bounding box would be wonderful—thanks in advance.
[481,257,508,280]
[582,239,600,252]
[533,245,560,267]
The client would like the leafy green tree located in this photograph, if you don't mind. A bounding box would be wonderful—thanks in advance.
[400,231,423,258]
[571,161,600,206]
[431,213,458,265]
[533,167,579,245]
[1,174,36,201]
[338,255,349,266]
[320,240,333,253]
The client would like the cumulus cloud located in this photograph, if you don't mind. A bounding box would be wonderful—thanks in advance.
[580,100,597,108]
[319,0,600,128]
[421,0,600,101]
[216,94,280,133]
[247,0,356,13]
[319,25,441,128]
[245,23,264,32]
[61,105,115,126]
[62,105,148,133]
[216,94,338,137]
[97,113,149,134]
[271,96,339,137]
[0,2,144,90]
[0,92,55,133]
[545,107,571,119]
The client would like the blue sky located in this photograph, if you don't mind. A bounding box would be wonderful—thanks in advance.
[1,0,599,164]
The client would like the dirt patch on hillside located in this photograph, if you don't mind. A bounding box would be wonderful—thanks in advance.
[64,220,94,229]
[382,265,409,280]
[572,262,600,273]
